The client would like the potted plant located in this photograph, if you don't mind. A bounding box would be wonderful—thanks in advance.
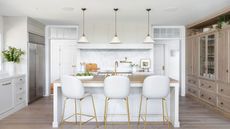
[217,15,230,29]
[2,46,25,75]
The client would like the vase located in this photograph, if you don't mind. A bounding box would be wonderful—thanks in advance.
[6,62,16,76]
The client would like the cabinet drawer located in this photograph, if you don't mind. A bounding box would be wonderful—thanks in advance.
[13,76,25,84]
[218,96,230,113]
[199,79,217,92]
[218,83,230,97]
[0,80,12,87]
[187,77,198,86]
[15,93,25,105]
[200,90,217,106]
[187,86,199,97]
[16,84,24,93]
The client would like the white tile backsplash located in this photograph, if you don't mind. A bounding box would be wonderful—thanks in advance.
[80,49,152,71]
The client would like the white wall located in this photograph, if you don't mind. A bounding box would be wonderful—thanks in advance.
[79,21,147,43]
[3,17,28,74]
[0,16,4,71]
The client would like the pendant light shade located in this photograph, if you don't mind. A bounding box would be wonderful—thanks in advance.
[78,8,89,43]
[111,8,121,43]
[144,8,154,43]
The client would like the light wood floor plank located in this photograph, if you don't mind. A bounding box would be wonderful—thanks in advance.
[0,96,230,129]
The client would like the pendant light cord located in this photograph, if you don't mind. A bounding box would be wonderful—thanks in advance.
[147,8,151,36]
[82,8,86,36]
[114,8,118,37]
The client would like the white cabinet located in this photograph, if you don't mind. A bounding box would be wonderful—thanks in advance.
[0,75,26,119]
[50,40,77,82]
[0,79,14,114]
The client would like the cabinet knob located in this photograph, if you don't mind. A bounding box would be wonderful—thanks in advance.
[226,70,229,73]
[208,85,212,88]
[220,89,224,92]
[220,102,224,105]
[201,94,204,97]
[208,97,212,100]
[201,83,204,86]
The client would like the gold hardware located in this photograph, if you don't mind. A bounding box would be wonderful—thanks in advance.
[104,97,130,129]
[60,96,98,129]
[138,96,171,129]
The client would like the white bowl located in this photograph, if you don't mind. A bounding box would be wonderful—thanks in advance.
[75,76,94,80]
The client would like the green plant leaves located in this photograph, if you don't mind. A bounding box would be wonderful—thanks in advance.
[2,46,25,63]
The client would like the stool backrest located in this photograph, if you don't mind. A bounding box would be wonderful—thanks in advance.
[104,76,130,99]
[143,75,169,99]
[61,75,84,99]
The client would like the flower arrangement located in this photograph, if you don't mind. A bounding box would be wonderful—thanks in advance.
[2,46,25,63]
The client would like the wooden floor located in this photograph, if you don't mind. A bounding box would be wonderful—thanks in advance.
[0,96,230,129]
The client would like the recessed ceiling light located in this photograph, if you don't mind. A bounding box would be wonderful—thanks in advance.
[164,7,178,12]
[62,7,75,11]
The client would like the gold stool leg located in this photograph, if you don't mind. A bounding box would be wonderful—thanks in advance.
[126,97,131,129]
[91,95,99,128]
[163,98,170,129]
[74,99,77,124]
[60,98,67,129]
[137,95,143,126]
[104,97,108,129]
[144,98,148,129]
[162,98,165,124]
[79,100,82,129]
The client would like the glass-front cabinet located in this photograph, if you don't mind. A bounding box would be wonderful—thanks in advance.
[199,33,216,79]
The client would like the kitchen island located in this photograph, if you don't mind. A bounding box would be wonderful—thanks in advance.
[52,75,180,128]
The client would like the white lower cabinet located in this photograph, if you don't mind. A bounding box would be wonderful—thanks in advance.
[0,75,26,119]
[0,79,14,115]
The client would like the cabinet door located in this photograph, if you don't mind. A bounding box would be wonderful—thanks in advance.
[50,40,76,82]
[36,44,45,97]
[193,37,199,76]
[218,30,229,83]
[207,34,215,75]
[186,38,193,75]
[0,80,14,114]
[200,36,206,76]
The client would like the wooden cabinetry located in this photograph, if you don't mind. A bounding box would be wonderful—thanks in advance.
[217,29,229,83]
[186,37,199,76]
[186,38,193,75]
[186,27,230,116]
[199,33,216,78]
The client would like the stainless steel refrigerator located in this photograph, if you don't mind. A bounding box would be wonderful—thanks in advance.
[28,33,45,104]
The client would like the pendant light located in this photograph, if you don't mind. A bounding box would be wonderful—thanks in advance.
[144,8,154,43]
[111,8,121,43]
[78,8,89,43]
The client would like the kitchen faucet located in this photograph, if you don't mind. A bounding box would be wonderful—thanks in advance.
[113,61,119,75]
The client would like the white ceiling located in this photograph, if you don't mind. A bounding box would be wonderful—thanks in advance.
[0,0,229,25]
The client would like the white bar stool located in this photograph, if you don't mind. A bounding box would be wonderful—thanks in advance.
[138,75,171,129]
[104,76,131,129]
[60,75,98,129]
